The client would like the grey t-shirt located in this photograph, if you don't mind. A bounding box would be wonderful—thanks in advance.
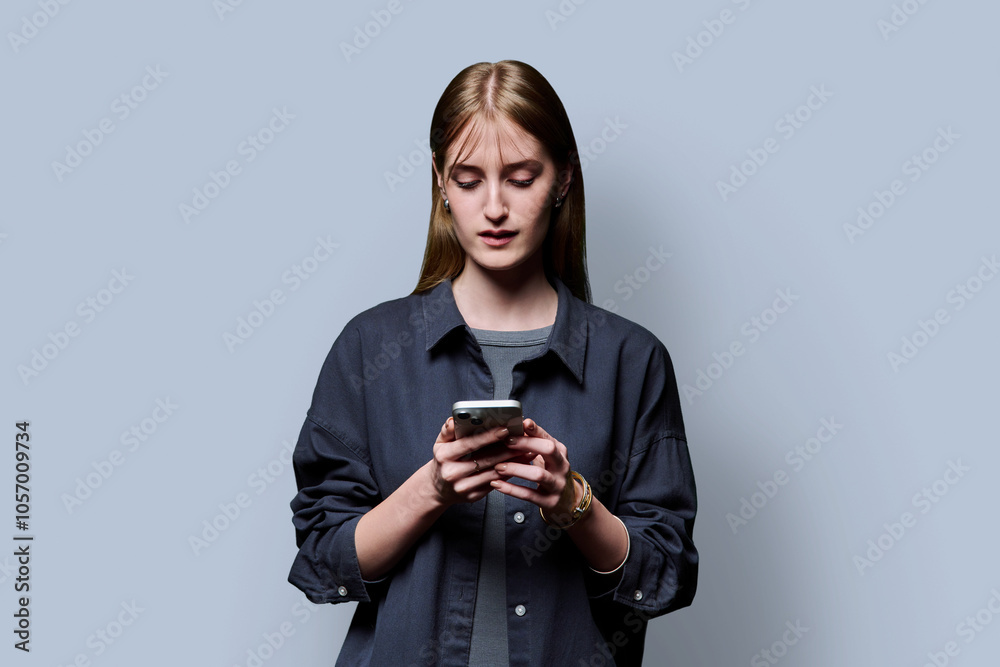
[467,324,552,667]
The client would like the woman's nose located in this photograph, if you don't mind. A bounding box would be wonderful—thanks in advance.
[483,182,508,221]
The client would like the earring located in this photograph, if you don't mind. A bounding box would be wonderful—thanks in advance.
[554,196,564,208]
[443,198,450,213]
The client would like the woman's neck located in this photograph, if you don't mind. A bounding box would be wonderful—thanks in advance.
[451,261,557,331]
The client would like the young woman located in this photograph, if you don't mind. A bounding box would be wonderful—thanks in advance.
[288,60,697,667]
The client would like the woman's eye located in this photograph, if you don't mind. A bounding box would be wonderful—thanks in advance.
[454,178,534,189]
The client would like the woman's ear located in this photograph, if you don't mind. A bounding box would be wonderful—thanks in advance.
[432,152,445,193]
[553,164,573,202]
[559,165,574,199]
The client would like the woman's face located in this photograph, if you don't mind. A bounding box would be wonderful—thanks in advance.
[433,117,568,280]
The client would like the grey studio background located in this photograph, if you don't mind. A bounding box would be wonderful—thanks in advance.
[3,1,998,666]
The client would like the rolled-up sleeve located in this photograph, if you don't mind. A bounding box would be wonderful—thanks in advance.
[287,324,384,604]
[604,340,698,616]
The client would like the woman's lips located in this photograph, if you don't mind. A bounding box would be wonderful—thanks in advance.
[479,231,517,247]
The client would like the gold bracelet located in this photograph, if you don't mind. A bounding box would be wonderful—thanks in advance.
[539,471,593,529]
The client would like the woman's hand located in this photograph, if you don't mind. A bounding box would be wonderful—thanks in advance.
[488,418,580,523]
[356,417,534,580]
[426,417,535,506]
[488,418,630,573]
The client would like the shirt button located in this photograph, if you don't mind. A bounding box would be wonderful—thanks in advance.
[513,511,525,524]
[338,586,348,597]
[515,604,526,616]
[633,590,643,601]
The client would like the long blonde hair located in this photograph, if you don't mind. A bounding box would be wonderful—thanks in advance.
[412,60,591,303]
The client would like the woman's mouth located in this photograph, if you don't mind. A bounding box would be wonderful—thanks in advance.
[479,230,517,247]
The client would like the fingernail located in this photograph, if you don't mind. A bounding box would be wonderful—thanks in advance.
[490,480,501,488]
[496,463,507,472]
[497,427,509,437]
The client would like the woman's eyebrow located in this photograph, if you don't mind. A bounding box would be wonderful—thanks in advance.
[452,159,544,173]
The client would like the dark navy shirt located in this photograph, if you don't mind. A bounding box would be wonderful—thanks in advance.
[287,274,698,666]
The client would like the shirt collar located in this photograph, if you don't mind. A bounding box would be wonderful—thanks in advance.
[420,274,587,384]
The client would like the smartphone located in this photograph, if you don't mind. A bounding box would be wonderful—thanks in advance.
[451,400,523,440]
